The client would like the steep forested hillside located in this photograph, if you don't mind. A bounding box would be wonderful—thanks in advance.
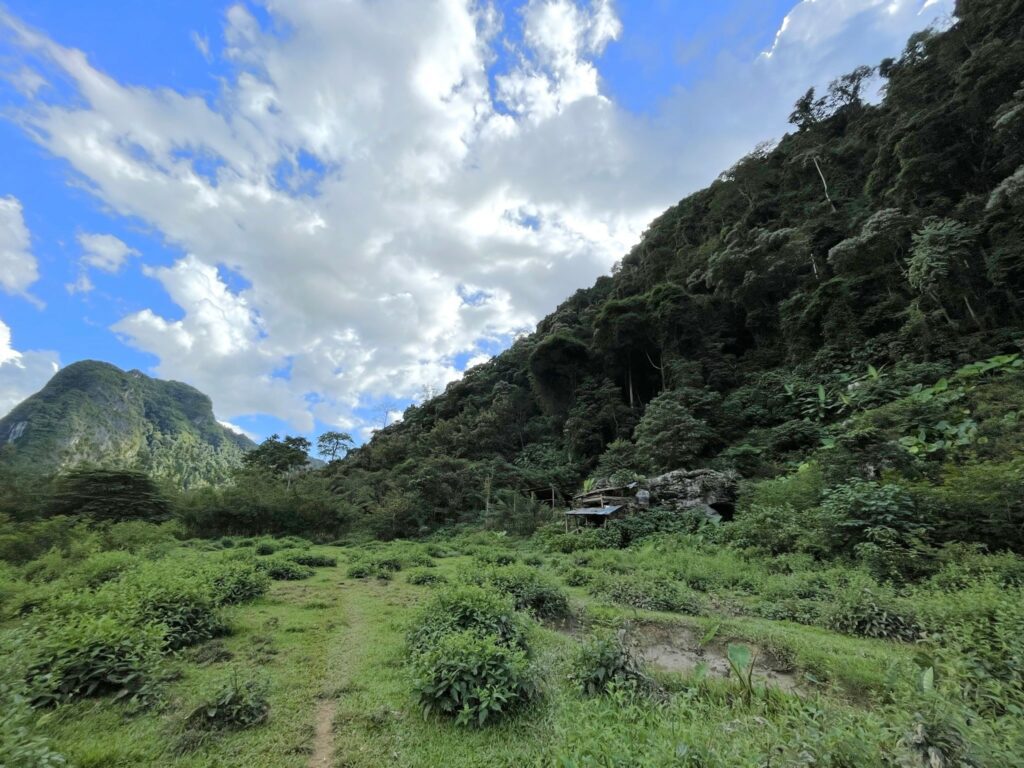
[0,360,253,489]
[330,0,1024,537]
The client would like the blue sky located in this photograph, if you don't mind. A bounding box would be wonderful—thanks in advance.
[0,0,953,453]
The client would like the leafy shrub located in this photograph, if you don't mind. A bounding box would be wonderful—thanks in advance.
[563,567,594,587]
[568,631,649,695]
[254,542,277,556]
[606,508,703,547]
[592,575,704,614]
[915,578,1024,714]
[536,525,617,553]
[413,630,539,727]
[68,550,139,589]
[743,465,824,513]
[723,504,805,555]
[824,576,920,641]
[407,568,447,586]
[183,675,269,732]
[346,554,403,578]
[25,614,163,707]
[821,480,924,556]
[474,549,518,566]
[0,684,68,766]
[407,585,528,655]
[287,553,337,567]
[115,569,228,649]
[465,565,570,619]
[200,559,270,605]
[257,557,314,581]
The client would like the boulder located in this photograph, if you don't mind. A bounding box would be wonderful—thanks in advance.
[643,468,738,519]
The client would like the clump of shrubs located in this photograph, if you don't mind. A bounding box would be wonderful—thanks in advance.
[823,577,920,641]
[408,585,529,654]
[463,565,570,619]
[473,549,518,566]
[201,559,270,605]
[116,569,228,649]
[0,683,68,766]
[24,614,164,707]
[254,542,277,556]
[257,557,314,581]
[287,553,337,568]
[67,550,139,589]
[412,630,538,728]
[407,585,539,727]
[591,575,704,615]
[407,568,447,586]
[178,674,269,751]
[569,631,650,696]
[347,547,431,578]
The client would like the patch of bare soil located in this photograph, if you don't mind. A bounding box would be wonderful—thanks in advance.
[309,699,337,768]
[637,625,804,694]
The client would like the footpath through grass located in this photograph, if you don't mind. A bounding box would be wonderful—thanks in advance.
[8,534,1021,767]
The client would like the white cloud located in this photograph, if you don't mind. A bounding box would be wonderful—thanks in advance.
[218,419,256,441]
[191,30,211,62]
[77,232,139,272]
[0,0,954,433]
[0,195,39,299]
[0,317,60,418]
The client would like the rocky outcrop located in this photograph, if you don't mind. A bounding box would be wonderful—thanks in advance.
[643,468,738,519]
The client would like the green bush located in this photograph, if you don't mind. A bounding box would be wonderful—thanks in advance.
[24,614,163,707]
[200,559,270,605]
[346,554,403,578]
[257,557,314,581]
[407,568,447,586]
[568,631,650,696]
[68,550,139,589]
[591,575,703,614]
[563,567,594,587]
[114,569,228,650]
[821,480,925,556]
[287,552,337,567]
[465,565,570,619]
[413,630,539,727]
[254,542,277,556]
[407,585,528,655]
[183,675,270,732]
[0,684,68,766]
[824,576,920,641]
[915,578,1024,714]
[723,504,805,555]
[474,549,518,566]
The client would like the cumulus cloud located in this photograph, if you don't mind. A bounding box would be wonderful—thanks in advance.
[78,232,139,272]
[0,195,39,300]
[0,317,60,418]
[0,0,954,433]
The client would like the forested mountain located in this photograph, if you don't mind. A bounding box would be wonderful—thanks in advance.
[329,0,1024,537]
[0,360,253,488]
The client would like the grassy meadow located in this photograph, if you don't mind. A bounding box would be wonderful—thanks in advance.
[3,521,1022,767]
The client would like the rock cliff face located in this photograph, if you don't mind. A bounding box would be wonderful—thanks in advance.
[0,360,253,488]
[643,469,738,519]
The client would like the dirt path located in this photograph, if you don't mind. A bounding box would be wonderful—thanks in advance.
[309,700,338,768]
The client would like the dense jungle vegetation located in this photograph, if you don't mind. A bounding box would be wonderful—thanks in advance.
[2,0,1024,765]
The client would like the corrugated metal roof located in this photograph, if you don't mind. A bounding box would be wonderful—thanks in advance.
[565,505,623,517]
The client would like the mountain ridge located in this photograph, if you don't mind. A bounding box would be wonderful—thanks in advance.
[0,360,254,488]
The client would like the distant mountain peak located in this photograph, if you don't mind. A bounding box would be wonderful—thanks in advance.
[0,360,253,488]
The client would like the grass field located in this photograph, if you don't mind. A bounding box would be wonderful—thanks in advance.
[5,534,979,768]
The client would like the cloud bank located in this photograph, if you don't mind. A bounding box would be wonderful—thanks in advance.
[0,0,953,432]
